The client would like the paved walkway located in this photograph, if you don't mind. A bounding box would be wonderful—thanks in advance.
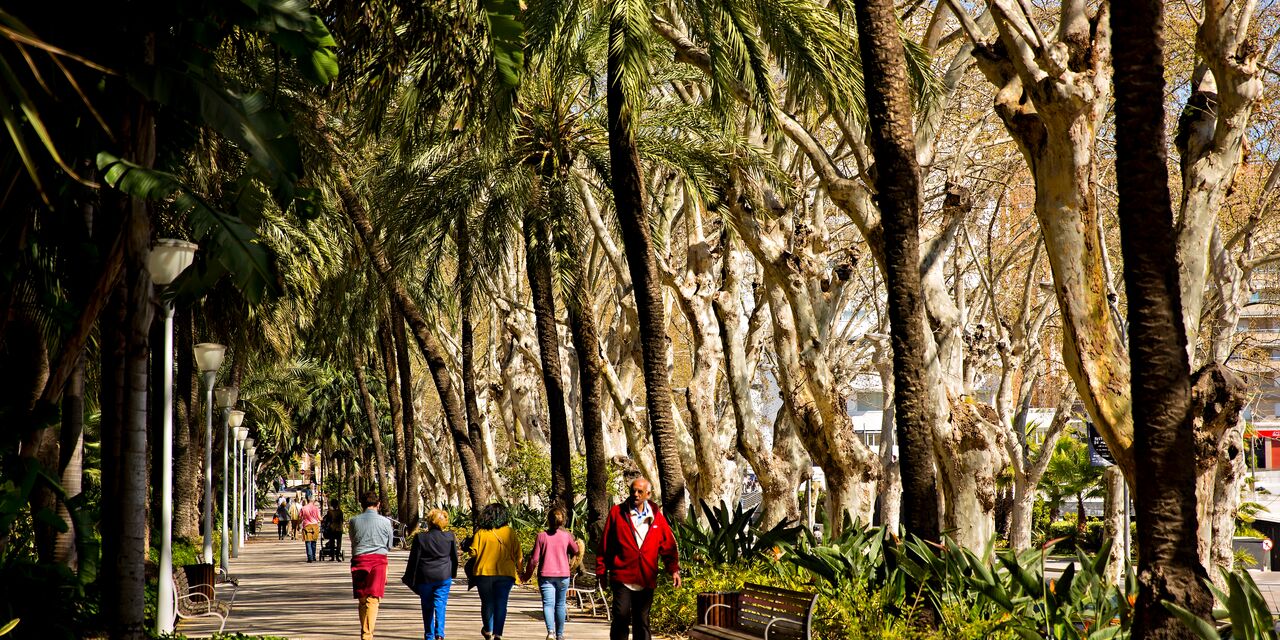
[179,502,613,639]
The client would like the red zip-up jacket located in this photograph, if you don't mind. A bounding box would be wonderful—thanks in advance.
[595,500,680,589]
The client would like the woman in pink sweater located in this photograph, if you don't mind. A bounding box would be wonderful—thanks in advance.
[523,506,580,640]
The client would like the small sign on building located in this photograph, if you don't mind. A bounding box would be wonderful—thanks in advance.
[1088,422,1115,467]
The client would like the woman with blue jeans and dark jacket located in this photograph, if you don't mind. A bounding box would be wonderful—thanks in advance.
[403,509,458,640]
[523,506,580,640]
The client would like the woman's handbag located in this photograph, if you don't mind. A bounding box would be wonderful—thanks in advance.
[272,516,279,524]
[463,556,478,589]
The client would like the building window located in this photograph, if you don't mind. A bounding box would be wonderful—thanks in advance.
[862,432,880,449]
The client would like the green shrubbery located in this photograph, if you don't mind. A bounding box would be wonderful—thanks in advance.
[1046,516,1105,553]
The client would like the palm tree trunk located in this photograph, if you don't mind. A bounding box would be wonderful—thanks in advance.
[115,200,155,640]
[377,318,407,520]
[9,313,54,560]
[852,0,939,542]
[392,310,419,529]
[354,351,391,513]
[54,355,86,570]
[458,214,498,508]
[174,306,201,541]
[1113,0,1214,633]
[334,164,490,510]
[99,277,130,638]
[606,20,686,520]
[564,239,610,545]
[525,219,574,512]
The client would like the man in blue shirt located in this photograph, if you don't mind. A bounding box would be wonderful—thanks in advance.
[349,492,393,640]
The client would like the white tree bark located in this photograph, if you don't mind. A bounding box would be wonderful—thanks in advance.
[1102,465,1127,585]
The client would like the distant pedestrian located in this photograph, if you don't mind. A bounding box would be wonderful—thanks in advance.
[288,498,302,539]
[350,491,394,640]
[467,503,523,640]
[403,509,458,640]
[305,482,315,502]
[275,499,290,540]
[301,497,322,562]
[524,505,579,640]
[323,503,346,561]
[597,477,681,640]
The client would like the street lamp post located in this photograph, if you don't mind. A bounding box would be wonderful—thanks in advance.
[232,425,249,556]
[227,412,245,558]
[244,438,255,541]
[194,343,225,565]
[246,444,257,536]
[216,389,239,569]
[148,239,197,635]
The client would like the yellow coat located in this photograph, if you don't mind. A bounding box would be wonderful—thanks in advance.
[471,525,522,580]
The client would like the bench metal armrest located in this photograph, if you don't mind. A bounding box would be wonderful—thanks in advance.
[178,591,213,606]
[764,616,803,640]
[703,603,733,626]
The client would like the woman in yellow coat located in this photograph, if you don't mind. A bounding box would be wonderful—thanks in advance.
[467,503,523,640]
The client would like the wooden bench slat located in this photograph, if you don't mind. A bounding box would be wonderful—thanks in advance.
[694,583,816,640]
[689,626,761,640]
[741,597,811,615]
[742,588,813,603]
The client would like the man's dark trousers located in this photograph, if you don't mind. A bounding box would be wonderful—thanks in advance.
[610,582,654,640]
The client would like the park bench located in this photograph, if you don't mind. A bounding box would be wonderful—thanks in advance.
[173,564,234,634]
[389,517,408,549]
[215,563,240,596]
[690,583,817,640]
[566,570,610,621]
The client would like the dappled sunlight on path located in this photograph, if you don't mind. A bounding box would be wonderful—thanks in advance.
[178,495,613,639]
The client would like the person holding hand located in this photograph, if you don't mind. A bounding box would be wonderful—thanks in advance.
[524,505,579,640]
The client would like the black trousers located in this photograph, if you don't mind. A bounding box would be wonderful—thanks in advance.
[609,582,654,640]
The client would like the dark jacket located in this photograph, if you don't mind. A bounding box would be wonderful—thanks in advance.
[596,500,679,590]
[403,529,458,585]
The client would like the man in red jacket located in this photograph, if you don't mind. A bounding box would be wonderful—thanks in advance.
[597,477,682,640]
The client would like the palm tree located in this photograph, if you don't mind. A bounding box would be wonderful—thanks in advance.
[604,2,686,518]
[1112,0,1214,633]
[850,0,939,541]
[326,147,492,511]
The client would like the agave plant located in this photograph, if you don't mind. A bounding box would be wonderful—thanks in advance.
[786,525,1134,639]
[677,500,803,565]
[1166,569,1278,640]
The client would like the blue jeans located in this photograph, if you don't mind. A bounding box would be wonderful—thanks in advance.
[475,575,515,636]
[539,577,569,636]
[414,578,452,639]
[305,540,317,561]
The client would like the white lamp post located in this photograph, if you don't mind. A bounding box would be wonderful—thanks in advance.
[149,239,197,635]
[216,391,239,569]
[227,412,245,558]
[243,438,255,541]
[246,444,258,536]
[232,425,249,556]
[194,343,224,564]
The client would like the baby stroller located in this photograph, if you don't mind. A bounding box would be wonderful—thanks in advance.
[319,522,344,561]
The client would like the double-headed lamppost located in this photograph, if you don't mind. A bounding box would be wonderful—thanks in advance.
[148,239,197,635]
[194,344,225,564]
[243,438,256,540]
[215,389,239,569]
[232,425,249,557]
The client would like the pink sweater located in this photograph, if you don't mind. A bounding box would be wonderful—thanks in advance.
[300,503,321,526]
[526,529,579,578]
